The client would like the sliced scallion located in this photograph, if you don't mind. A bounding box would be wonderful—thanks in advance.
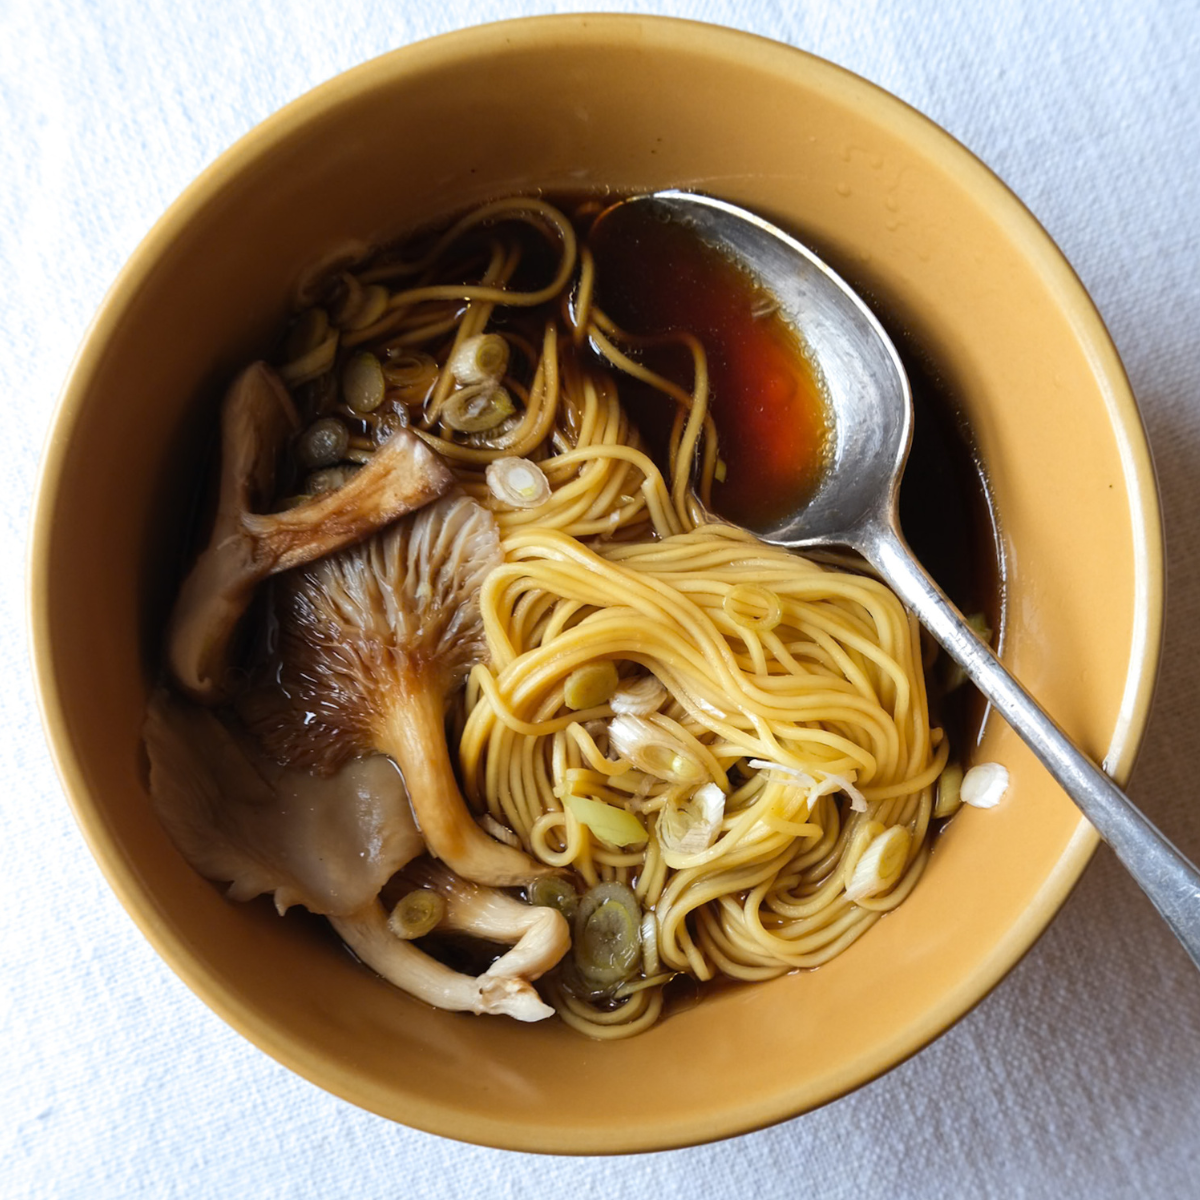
[388,889,446,940]
[486,456,551,509]
[845,824,910,902]
[574,881,642,988]
[656,782,726,856]
[608,715,705,786]
[562,793,647,848]
[563,661,620,711]
[934,761,964,819]
[528,875,579,922]
[442,384,516,433]
[609,675,668,717]
[342,351,386,413]
[295,417,349,469]
[449,332,510,386]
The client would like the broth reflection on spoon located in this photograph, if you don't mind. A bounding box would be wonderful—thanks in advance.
[601,190,1200,970]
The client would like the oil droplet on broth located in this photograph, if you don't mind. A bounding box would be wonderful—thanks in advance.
[587,202,830,531]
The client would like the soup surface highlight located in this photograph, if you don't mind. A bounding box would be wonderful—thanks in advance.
[144,194,997,1040]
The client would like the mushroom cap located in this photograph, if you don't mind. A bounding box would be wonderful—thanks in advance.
[166,361,455,703]
[245,492,503,772]
[145,688,423,915]
[239,426,455,576]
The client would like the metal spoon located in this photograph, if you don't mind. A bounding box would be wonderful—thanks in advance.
[621,189,1200,968]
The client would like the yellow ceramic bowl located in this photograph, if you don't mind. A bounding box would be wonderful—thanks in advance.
[29,16,1162,1152]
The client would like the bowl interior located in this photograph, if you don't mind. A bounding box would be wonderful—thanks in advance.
[30,16,1161,1153]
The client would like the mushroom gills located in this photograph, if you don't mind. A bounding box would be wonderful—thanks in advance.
[332,859,569,1022]
[241,492,552,887]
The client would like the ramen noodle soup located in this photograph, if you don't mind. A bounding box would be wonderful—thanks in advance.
[144,195,995,1038]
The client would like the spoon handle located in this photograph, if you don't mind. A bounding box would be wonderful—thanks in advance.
[862,521,1200,969]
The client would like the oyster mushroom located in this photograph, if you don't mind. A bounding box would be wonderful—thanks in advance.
[331,859,569,1021]
[242,492,549,887]
[145,690,562,1020]
[167,361,454,703]
[144,688,423,916]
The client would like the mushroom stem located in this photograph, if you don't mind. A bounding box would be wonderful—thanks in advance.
[330,901,554,1021]
[406,859,570,980]
[380,685,550,887]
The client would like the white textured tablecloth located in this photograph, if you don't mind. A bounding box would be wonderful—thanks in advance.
[5,2,1200,1196]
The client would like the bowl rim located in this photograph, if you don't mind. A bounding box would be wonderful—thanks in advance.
[27,13,1165,1153]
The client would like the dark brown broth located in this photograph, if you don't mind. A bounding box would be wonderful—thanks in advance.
[587,201,829,530]
[895,328,1000,757]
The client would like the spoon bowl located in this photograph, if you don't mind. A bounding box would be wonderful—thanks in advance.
[620,189,1200,969]
[626,191,914,548]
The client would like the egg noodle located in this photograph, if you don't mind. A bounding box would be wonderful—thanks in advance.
[299,196,947,1037]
